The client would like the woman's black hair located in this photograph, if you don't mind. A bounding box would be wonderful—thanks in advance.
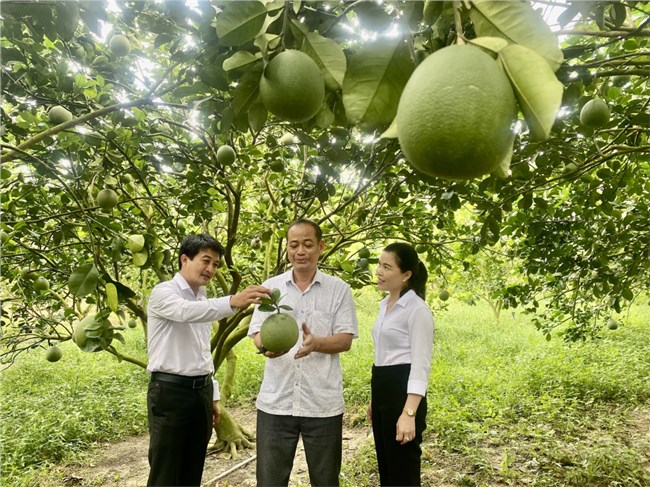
[383,242,428,299]
[178,234,225,270]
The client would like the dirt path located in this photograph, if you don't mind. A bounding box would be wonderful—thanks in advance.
[48,404,371,487]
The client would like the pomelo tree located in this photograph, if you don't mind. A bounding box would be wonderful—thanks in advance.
[1,0,649,451]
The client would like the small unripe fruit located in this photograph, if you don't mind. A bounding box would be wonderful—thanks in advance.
[45,345,63,362]
[438,289,450,301]
[270,160,284,173]
[49,105,73,125]
[606,318,619,330]
[580,99,610,129]
[279,133,297,145]
[216,145,236,165]
[127,319,137,329]
[96,188,119,210]
[34,277,50,292]
[109,35,131,57]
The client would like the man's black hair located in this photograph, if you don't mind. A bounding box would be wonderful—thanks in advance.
[178,234,225,270]
[287,219,323,241]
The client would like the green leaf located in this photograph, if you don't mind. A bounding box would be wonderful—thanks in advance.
[499,44,563,141]
[105,283,119,313]
[248,99,268,133]
[342,37,415,129]
[302,32,347,91]
[132,249,148,267]
[258,304,275,313]
[223,50,259,72]
[314,105,335,130]
[232,64,263,120]
[271,288,281,301]
[470,0,564,71]
[279,304,293,311]
[468,36,509,55]
[55,2,80,42]
[68,263,99,297]
[216,1,267,47]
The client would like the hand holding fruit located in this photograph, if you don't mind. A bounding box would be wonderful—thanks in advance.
[230,285,272,310]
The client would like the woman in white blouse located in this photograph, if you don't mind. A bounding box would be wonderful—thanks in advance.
[368,242,435,486]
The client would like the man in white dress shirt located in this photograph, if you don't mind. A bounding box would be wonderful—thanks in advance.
[248,219,359,486]
[146,234,271,487]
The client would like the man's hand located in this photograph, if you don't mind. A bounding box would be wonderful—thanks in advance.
[230,285,272,310]
[253,332,289,359]
[212,400,221,427]
[294,322,318,359]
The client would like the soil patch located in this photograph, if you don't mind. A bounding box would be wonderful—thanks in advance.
[46,403,370,487]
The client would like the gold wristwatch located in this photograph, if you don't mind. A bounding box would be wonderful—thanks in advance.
[403,408,415,417]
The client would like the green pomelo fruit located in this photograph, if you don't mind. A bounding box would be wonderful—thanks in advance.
[127,319,137,329]
[72,315,97,348]
[120,173,133,184]
[45,345,63,362]
[20,267,33,279]
[260,50,325,123]
[358,247,370,259]
[607,318,619,330]
[415,244,427,253]
[96,188,119,210]
[49,105,73,125]
[260,313,299,352]
[109,35,131,57]
[438,289,450,301]
[126,234,145,253]
[270,160,285,173]
[217,145,236,165]
[279,133,297,145]
[396,44,517,180]
[563,162,578,174]
[580,99,610,129]
[34,276,50,291]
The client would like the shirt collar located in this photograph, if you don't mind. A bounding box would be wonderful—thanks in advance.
[380,289,417,309]
[286,268,323,287]
[173,272,207,298]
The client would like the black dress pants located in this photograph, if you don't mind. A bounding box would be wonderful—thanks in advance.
[256,409,343,486]
[147,376,214,486]
[371,364,427,486]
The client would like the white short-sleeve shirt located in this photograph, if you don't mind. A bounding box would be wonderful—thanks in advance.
[249,269,358,417]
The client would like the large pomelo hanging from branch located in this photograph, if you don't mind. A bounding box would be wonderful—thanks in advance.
[259,50,325,123]
[396,44,517,180]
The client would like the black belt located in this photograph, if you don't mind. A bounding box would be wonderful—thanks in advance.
[151,371,211,389]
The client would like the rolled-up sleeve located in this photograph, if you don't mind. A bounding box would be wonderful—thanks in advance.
[149,286,234,323]
[407,306,434,396]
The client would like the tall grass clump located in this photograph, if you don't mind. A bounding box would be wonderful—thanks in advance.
[1,327,149,483]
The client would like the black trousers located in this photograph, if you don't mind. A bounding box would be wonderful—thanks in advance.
[256,409,343,486]
[371,364,427,486]
[147,376,214,486]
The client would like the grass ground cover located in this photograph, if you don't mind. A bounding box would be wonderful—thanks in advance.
[2,290,649,486]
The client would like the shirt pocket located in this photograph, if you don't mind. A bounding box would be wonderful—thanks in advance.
[309,310,334,336]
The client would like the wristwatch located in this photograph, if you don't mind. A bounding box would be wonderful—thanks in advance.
[403,408,415,417]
